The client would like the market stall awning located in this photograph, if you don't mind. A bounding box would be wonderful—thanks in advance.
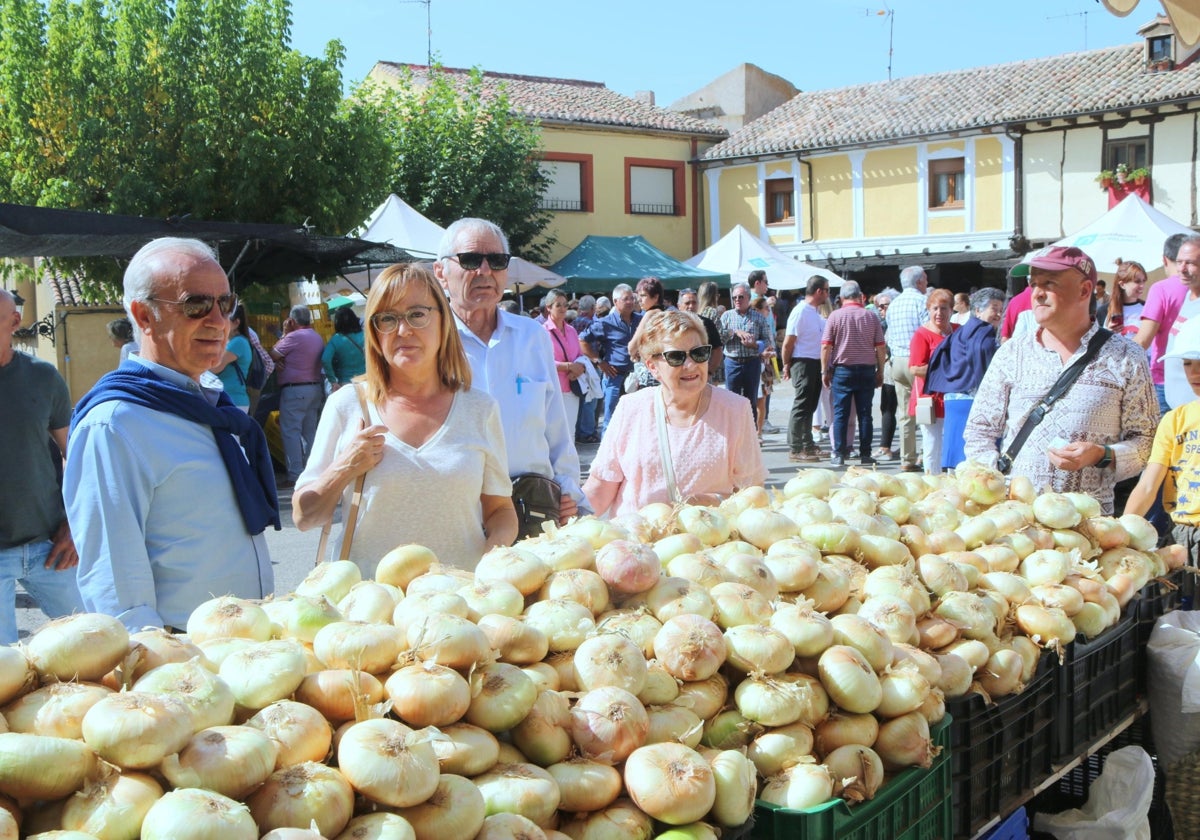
[550,235,729,293]
[686,225,844,289]
[0,202,413,286]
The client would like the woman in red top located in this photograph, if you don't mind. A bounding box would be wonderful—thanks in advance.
[908,288,957,475]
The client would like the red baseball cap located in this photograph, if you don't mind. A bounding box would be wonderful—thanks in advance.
[1010,246,1098,284]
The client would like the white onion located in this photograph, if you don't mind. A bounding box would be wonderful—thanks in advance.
[376,544,438,588]
[476,614,550,665]
[830,614,893,671]
[81,691,194,769]
[244,700,333,768]
[702,708,761,751]
[677,505,732,546]
[1016,604,1077,648]
[644,577,715,623]
[918,554,969,597]
[675,673,728,721]
[0,647,34,707]
[666,553,732,589]
[825,744,885,802]
[548,758,623,813]
[539,569,610,615]
[161,725,278,799]
[934,591,997,641]
[770,601,834,657]
[524,599,596,652]
[814,711,878,756]
[294,668,384,723]
[0,732,99,800]
[573,633,649,695]
[784,469,837,499]
[941,639,990,671]
[476,813,547,840]
[219,640,307,710]
[27,613,130,682]
[314,621,404,674]
[734,672,828,727]
[457,578,526,621]
[474,762,561,828]
[466,662,538,733]
[511,689,573,766]
[1032,494,1082,529]
[337,719,439,808]
[639,501,679,539]
[748,721,816,777]
[623,743,715,826]
[654,533,705,566]
[759,761,834,810]
[394,773,486,840]
[59,769,163,840]
[856,596,917,645]
[800,562,851,612]
[392,591,469,637]
[431,722,500,777]
[653,615,727,681]
[638,660,681,706]
[1031,583,1084,616]
[708,581,773,628]
[406,613,489,670]
[386,662,470,728]
[3,681,111,739]
[875,711,938,770]
[978,648,1024,698]
[524,534,596,571]
[127,628,211,680]
[406,566,473,598]
[723,624,795,674]
[645,703,704,747]
[262,594,343,643]
[1119,514,1159,551]
[295,559,362,603]
[817,645,881,714]
[876,668,931,718]
[139,788,257,840]
[569,686,649,764]
[799,522,859,555]
[476,547,551,596]
[335,813,417,840]
[556,797,653,840]
[248,761,354,837]
[338,581,400,624]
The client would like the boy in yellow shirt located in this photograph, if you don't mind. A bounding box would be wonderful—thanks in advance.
[1126,328,1200,557]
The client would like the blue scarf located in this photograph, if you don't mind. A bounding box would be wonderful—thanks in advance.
[71,362,281,535]
[925,316,999,396]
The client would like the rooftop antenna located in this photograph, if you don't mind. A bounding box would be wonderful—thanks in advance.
[401,0,433,66]
[867,6,895,81]
[1047,8,1093,50]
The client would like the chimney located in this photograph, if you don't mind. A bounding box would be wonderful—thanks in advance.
[634,90,656,106]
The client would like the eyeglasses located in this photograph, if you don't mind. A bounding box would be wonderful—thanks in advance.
[448,252,512,271]
[730,294,748,300]
[370,306,436,332]
[148,294,237,319]
[653,345,713,367]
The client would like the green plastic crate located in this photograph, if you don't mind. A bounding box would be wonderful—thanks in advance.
[751,715,952,840]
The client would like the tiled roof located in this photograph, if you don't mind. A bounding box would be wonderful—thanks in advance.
[371,63,728,138]
[43,266,119,307]
[704,43,1200,160]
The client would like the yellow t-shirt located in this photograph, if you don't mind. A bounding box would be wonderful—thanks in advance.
[1148,400,1200,525]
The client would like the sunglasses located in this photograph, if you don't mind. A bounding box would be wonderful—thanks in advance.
[148,293,237,319]
[370,306,436,333]
[448,252,512,271]
[654,345,713,367]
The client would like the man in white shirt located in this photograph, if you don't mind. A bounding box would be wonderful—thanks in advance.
[782,277,829,462]
[434,218,584,529]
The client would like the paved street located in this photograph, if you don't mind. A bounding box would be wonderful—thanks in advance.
[17,377,906,638]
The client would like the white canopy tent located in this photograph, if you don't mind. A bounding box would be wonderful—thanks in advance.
[324,194,565,298]
[685,224,844,290]
[1051,193,1194,277]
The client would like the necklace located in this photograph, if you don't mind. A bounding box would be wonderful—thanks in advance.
[663,385,710,427]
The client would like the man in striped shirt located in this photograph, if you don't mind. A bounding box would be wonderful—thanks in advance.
[885,266,929,471]
[719,282,775,428]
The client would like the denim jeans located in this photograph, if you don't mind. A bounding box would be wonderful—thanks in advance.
[600,370,630,435]
[831,365,876,460]
[280,383,324,480]
[725,356,763,426]
[575,396,597,439]
[0,540,85,644]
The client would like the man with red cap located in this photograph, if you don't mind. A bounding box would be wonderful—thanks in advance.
[963,245,1158,514]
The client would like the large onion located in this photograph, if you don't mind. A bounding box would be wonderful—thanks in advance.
[81,691,194,769]
[60,769,163,840]
[476,615,550,666]
[548,758,623,813]
[140,788,257,840]
[653,615,727,681]
[27,613,129,682]
[875,711,938,770]
[474,762,561,828]
[186,596,272,643]
[573,634,649,695]
[218,640,308,710]
[244,700,333,768]
[759,761,834,810]
[476,547,551,596]
[161,726,278,799]
[248,761,355,837]
[510,690,573,766]
[295,669,385,723]
[3,681,111,739]
[314,621,404,674]
[817,645,881,714]
[569,686,649,764]
[337,719,439,808]
[825,744,885,802]
[523,599,596,652]
[748,721,816,777]
[134,657,235,731]
[0,732,99,800]
[466,662,538,733]
[386,662,470,728]
[394,773,487,840]
[430,723,500,777]
[261,594,342,643]
[623,743,715,826]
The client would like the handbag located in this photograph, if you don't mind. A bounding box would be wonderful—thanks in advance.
[915,395,935,426]
[511,473,562,540]
[550,330,585,397]
[995,328,1113,474]
[315,384,371,563]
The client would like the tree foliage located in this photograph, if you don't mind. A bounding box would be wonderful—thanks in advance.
[360,65,555,263]
[0,0,394,294]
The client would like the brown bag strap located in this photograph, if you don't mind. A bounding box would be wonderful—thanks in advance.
[316,383,371,565]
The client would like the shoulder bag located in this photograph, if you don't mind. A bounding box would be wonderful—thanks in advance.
[511,474,562,541]
[315,384,372,563]
[995,328,1112,474]
[550,330,584,398]
[653,389,683,504]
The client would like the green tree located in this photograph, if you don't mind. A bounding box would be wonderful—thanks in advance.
[361,65,555,263]
[0,0,394,294]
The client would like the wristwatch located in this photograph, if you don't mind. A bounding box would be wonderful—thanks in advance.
[1096,445,1114,469]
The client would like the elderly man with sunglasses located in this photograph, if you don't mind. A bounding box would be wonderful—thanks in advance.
[65,238,277,632]
[435,218,585,535]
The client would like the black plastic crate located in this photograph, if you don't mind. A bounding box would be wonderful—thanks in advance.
[947,654,1057,839]
[1132,569,1185,692]
[1052,612,1139,764]
[1030,716,1172,839]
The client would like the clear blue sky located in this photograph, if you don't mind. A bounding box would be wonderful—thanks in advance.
[288,0,1155,105]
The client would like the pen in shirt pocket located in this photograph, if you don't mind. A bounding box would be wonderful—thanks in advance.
[516,374,528,395]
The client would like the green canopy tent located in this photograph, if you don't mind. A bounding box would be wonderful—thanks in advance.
[549,235,729,294]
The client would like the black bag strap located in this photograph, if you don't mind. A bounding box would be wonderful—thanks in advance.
[996,328,1112,474]
[550,328,573,362]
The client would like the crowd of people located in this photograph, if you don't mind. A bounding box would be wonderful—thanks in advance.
[7,223,1200,641]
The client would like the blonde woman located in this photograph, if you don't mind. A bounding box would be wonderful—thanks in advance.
[583,310,764,517]
[294,264,517,574]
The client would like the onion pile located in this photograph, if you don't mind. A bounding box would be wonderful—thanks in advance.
[0,460,1177,838]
